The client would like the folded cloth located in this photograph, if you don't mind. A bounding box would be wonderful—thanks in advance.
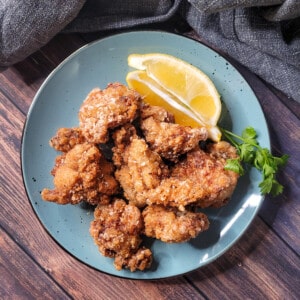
[63,0,182,32]
[0,1,85,67]
[183,0,300,102]
[0,0,299,102]
[0,0,180,68]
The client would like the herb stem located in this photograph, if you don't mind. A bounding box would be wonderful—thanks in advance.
[221,128,260,149]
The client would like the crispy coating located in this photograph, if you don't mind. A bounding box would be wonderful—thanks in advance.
[41,143,119,205]
[42,82,242,272]
[112,124,169,208]
[144,141,239,209]
[142,205,209,243]
[141,116,208,162]
[113,124,238,210]
[79,83,141,143]
[49,127,86,152]
[90,199,152,271]
[114,247,152,272]
[140,103,175,123]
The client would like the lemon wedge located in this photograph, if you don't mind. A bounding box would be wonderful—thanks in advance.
[126,70,221,141]
[127,53,222,141]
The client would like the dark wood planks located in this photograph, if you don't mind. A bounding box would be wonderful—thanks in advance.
[0,34,86,115]
[186,216,300,299]
[0,227,71,300]
[239,69,300,254]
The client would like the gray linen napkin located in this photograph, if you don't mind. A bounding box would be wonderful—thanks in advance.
[0,0,85,67]
[0,0,299,102]
[183,0,300,102]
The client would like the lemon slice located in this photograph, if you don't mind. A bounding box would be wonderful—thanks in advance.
[128,53,221,126]
[126,70,221,141]
[127,53,222,141]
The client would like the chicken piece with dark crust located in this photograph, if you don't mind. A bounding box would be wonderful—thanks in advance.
[140,104,208,162]
[144,141,239,209]
[41,143,119,205]
[49,127,86,152]
[142,205,209,243]
[114,247,153,272]
[112,124,169,208]
[90,199,152,271]
[79,83,141,144]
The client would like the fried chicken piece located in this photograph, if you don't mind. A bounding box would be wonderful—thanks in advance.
[142,205,209,243]
[112,124,169,208]
[172,141,239,208]
[113,122,237,210]
[144,141,239,209]
[114,247,152,272]
[41,143,119,205]
[140,103,175,123]
[79,83,141,143]
[141,115,208,162]
[111,123,137,168]
[90,199,152,271]
[49,127,86,152]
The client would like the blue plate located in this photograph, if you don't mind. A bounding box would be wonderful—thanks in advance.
[21,31,269,279]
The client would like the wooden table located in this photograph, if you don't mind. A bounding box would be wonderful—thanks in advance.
[1,28,299,299]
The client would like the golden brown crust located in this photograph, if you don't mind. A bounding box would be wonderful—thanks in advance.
[140,103,175,123]
[140,104,208,162]
[49,127,86,152]
[79,83,141,143]
[142,205,209,243]
[112,124,169,208]
[141,116,208,162]
[90,199,152,271]
[143,142,239,209]
[41,143,119,205]
[42,83,241,272]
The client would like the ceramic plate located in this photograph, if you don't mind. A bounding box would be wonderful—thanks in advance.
[21,31,269,279]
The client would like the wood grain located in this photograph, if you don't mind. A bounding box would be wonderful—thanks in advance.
[0,227,70,300]
[186,217,300,299]
[243,70,300,253]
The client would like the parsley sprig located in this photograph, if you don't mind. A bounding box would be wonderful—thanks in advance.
[220,127,289,196]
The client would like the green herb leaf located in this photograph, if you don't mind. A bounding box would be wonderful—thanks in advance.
[259,177,273,195]
[239,143,255,164]
[262,164,275,177]
[274,154,289,168]
[224,158,244,175]
[270,180,284,196]
[242,127,257,141]
[220,127,288,196]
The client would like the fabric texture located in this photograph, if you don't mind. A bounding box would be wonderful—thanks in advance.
[183,1,300,102]
[63,0,182,32]
[0,0,85,66]
[0,0,299,102]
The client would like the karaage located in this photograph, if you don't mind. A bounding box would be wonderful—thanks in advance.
[79,83,141,143]
[141,115,208,162]
[90,199,152,271]
[49,127,86,152]
[41,142,119,205]
[112,124,169,208]
[42,81,241,272]
[143,141,239,209]
[142,205,209,243]
[140,103,175,123]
